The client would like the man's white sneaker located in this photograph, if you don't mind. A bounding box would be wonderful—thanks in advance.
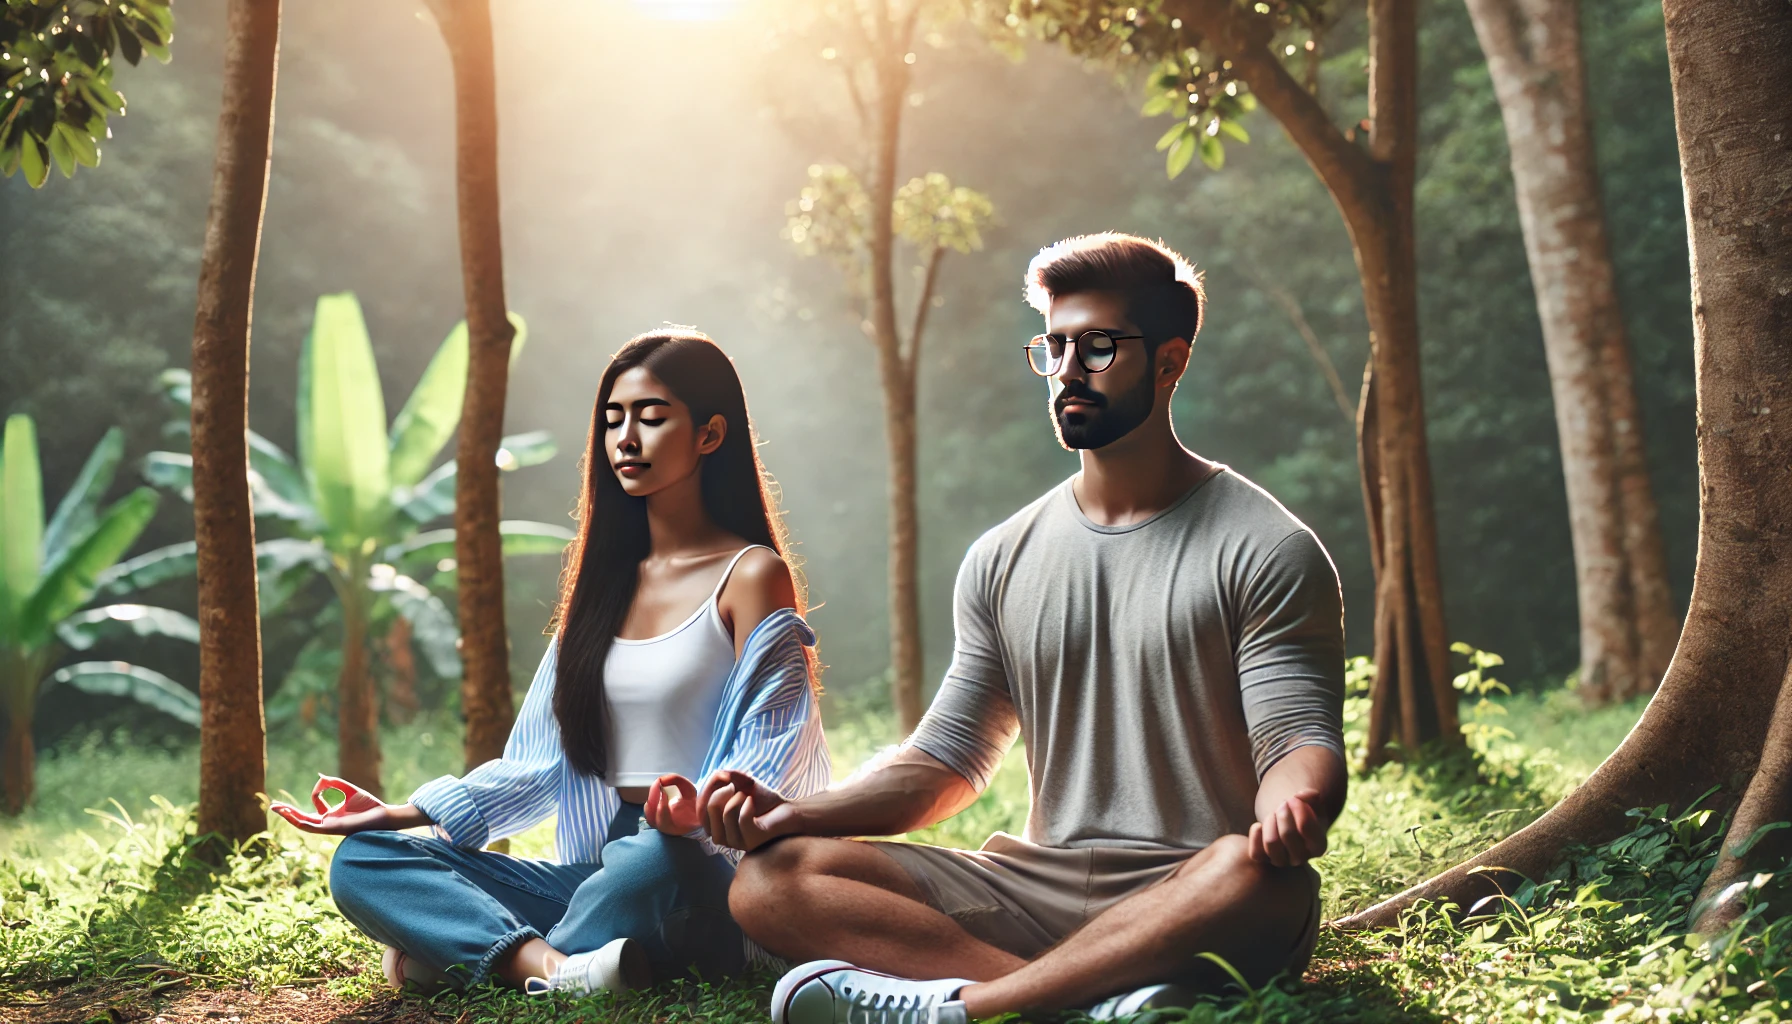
[380,946,448,994]
[772,959,971,1024]
[524,936,651,996]
[1087,983,1199,1020]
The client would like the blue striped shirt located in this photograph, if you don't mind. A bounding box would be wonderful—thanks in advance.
[410,607,830,864]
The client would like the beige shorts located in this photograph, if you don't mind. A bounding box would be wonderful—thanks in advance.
[869,832,1322,987]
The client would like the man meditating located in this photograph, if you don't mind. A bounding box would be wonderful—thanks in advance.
[696,232,1347,1023]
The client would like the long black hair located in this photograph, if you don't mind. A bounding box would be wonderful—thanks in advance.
[551,329,810,780]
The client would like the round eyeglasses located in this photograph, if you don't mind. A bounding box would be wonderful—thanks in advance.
[1023,331,1146,376]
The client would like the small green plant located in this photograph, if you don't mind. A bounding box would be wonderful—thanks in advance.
[0,414,198,814]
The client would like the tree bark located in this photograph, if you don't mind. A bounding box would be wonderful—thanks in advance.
[1165,0,1455,764]
[1464,0,1680,703]
[865,3,925,733]
[2,714,33,816]
[335,577,381,793]
[1338,0,1792,928]
[189,0,278,849]
[427,0,516,772]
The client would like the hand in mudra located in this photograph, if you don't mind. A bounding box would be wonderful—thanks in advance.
[271,775,421,835]
[644,774,703,834]
[697,769,792,852]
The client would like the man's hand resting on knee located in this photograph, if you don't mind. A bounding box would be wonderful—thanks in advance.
[1247,745,1348,867]
[700,748,982,852]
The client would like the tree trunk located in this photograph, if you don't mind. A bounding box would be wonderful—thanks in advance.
[336,578,381,793]
[384,614,419,725]
[427,0,516,772]
[1338,0,1792,929]
[1165,0,1456,765]
[2,714,33,816]
[1464,0,1679,703]
[866,16,925,734]
[189,0,278,849]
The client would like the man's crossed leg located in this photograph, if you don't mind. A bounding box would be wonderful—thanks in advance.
[731,831,1320,1019]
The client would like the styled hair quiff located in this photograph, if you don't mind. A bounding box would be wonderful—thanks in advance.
[1024,232,1207,349]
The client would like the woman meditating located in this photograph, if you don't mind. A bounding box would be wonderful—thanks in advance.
[272,330,830,996]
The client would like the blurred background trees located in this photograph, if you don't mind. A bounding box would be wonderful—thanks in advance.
[0,0,1696,774]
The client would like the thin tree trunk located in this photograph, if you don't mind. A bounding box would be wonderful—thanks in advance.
[190,0,278,849]
[1166,0,1456,765]
[427,0,516,771]
[385,615,419,725]
[336,578,381,793]
[2,714,33,816]
[1607,336,1678,693]
[1338,0,1792,928]
[1465,0,1654,703]
[866,8,925,733]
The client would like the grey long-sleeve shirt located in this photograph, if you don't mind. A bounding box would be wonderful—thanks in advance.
[909,467,1346,851]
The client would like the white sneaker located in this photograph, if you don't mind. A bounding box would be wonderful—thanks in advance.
[772,959,971,1024]
[1087,983,1199,1020]
[380,946,448,994]
[525,936,651,995]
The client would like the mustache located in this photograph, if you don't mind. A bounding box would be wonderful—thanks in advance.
[1054,382,1106,415]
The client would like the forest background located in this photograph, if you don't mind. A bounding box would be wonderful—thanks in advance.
[0,0,1693,757]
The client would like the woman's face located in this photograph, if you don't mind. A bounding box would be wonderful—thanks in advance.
[604,366,725,498]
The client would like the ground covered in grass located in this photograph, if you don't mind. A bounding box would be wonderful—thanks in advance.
[7,682,1792,1024]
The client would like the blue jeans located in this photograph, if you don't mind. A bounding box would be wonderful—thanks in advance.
[328,803,743,989]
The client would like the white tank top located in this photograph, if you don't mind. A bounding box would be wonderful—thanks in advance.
[604,545,767,787]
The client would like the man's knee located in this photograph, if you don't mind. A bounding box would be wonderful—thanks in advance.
[729,836,846,930]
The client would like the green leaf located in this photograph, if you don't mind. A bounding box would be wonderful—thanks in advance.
[141,451,193,500]
[397,460,456,524]
[52,121,98,168]
[386,520,574,570]
[19,134,48,188]
[1140,91,1174,117]
[1199,133,1226,170]
[300,293,392,549]
[255,538,330,613]
[1166,131,1196,179]
[1154,121,1185,152]
[1218,119,1251,144]
[46,661,199,726]
[388,321,469,490]
[247,433,309,504]
[97,541,195,596]
[56,604,201,651]
[3,415,45,623]
[45,124,75,178]
[496,430,556,470]
[507,312,529,368]
[43,427,124,572]
[22,488,160,648]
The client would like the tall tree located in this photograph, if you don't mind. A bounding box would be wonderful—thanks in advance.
[1462,0,1678,703]
[424,0,517,773]
[1017,0,1456,763]
[1339,0,1792,929]
[188,0,281,848]
[779,0,995,732]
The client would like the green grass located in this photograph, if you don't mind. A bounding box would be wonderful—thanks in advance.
[6,685,1792,1023]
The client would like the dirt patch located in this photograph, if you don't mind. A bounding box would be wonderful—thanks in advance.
[0,983,440,1024]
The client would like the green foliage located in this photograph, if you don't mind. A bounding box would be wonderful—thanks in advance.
[989,0,1318,178]
[785,163,997,299]
[0,415,197,809]
[146,294,570,719]
[0,0,174,187]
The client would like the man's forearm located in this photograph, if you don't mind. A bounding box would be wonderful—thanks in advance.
[780,751,979,840]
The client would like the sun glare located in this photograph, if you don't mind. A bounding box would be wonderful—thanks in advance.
[628,0,743,21]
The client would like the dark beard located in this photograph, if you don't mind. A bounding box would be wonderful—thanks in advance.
[1052,365,1155,450]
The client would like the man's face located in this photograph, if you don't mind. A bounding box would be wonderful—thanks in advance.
[1044,291,1157,451]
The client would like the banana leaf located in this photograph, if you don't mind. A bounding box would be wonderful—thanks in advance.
[370,571,461,679]
[46,661,200,726]
[57,604,201,650]
[395,432,559,525]
[97,541,195,596]
[386,520,574,570]
[300,294,392,547]
[43,427,124,571]
[388,321,469,490]
[21,488,159,650]
[3,415,44,622]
